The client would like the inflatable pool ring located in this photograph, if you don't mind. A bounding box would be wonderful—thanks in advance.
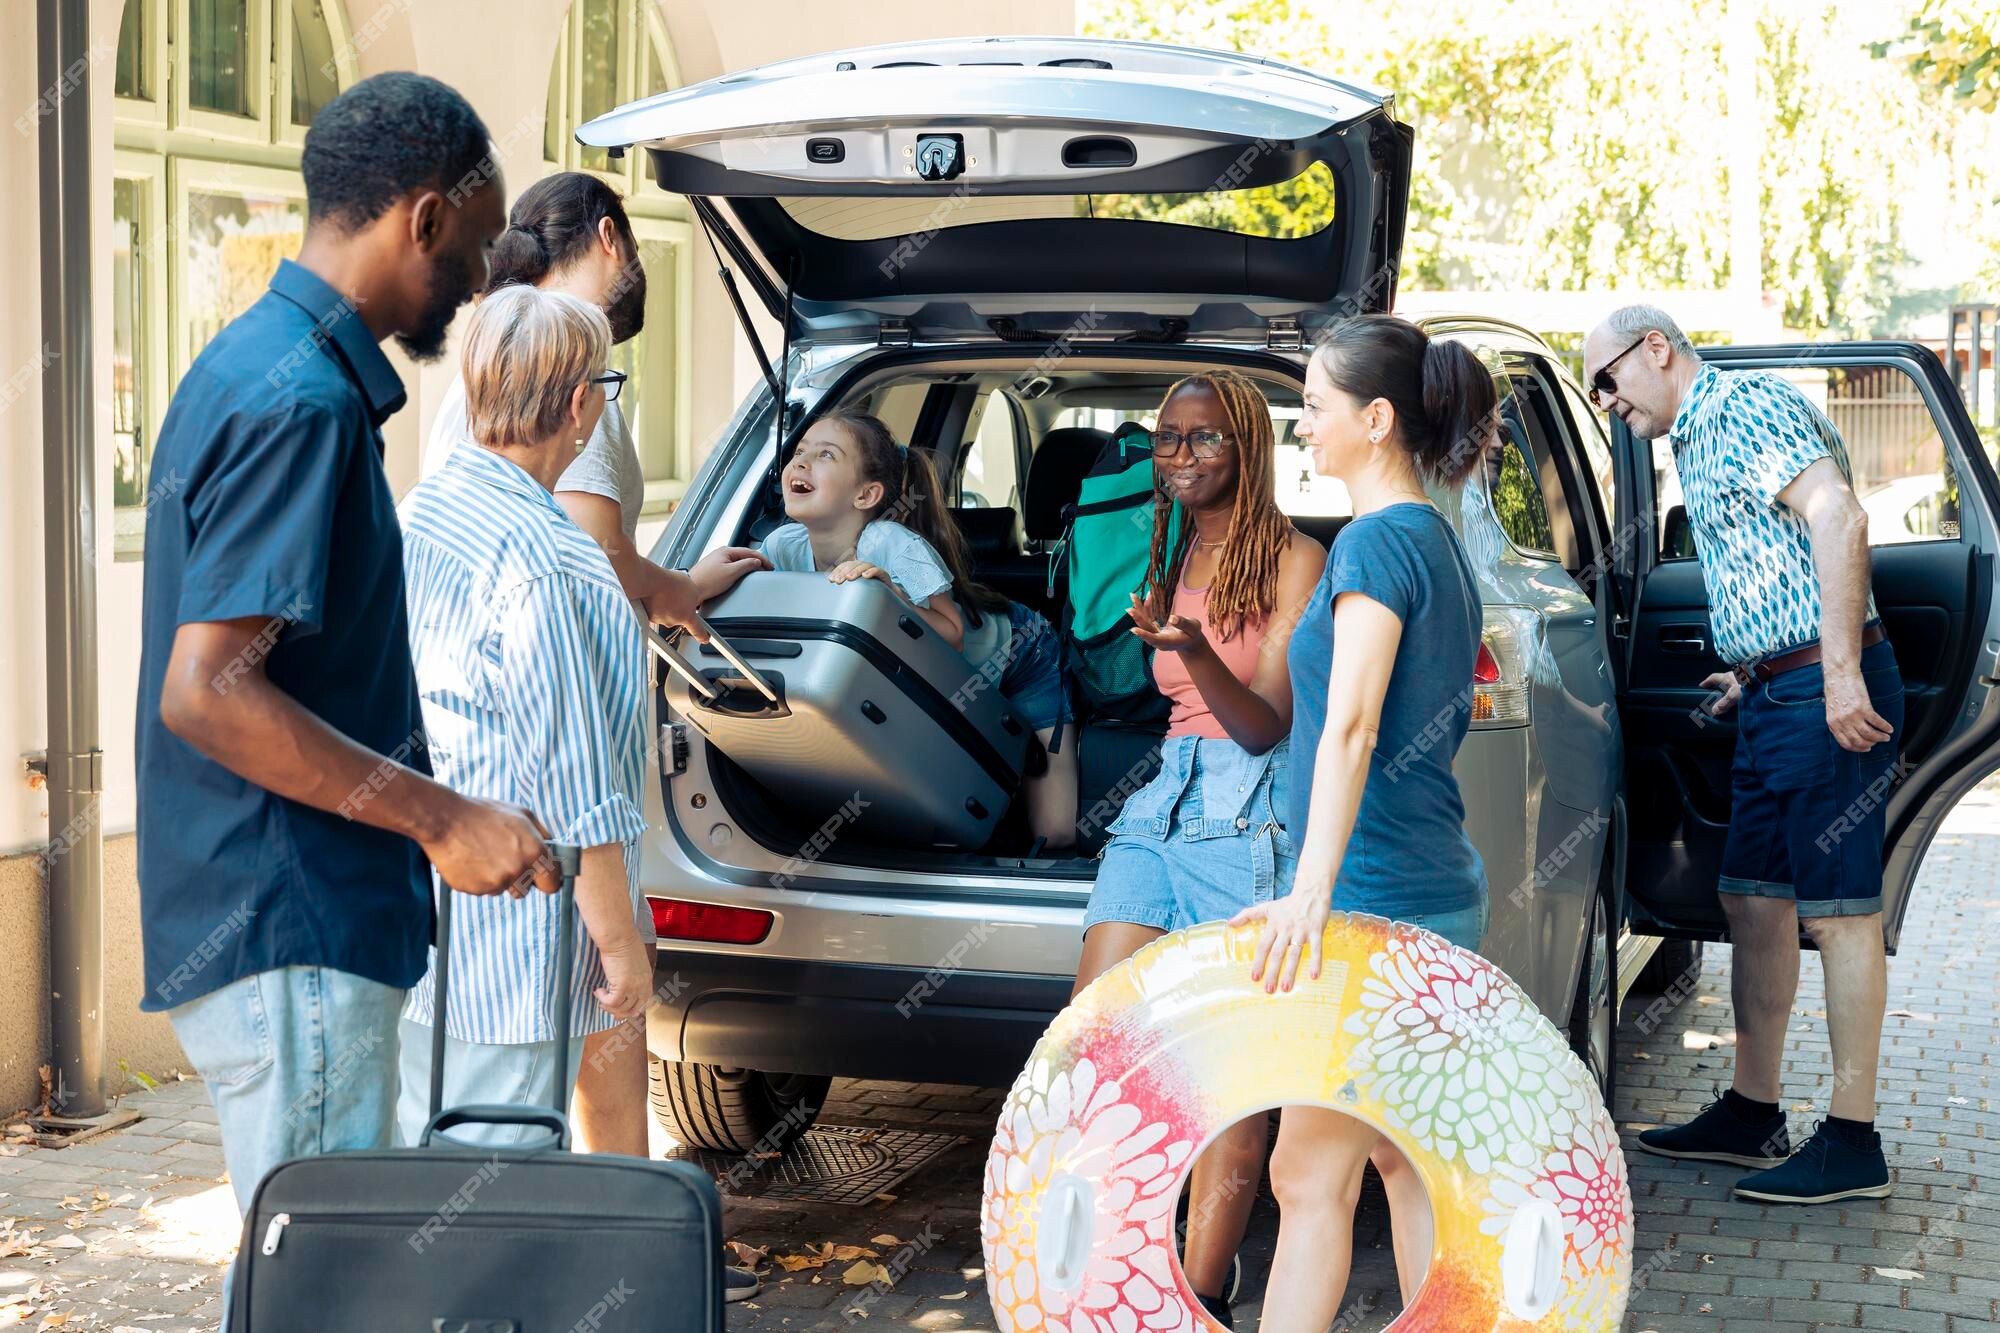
[981,915,1632,1331]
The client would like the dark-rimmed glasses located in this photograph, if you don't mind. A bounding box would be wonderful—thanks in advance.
[591,369,628,402]
[1151,428,1232,460]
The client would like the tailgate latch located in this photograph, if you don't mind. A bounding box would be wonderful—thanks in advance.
[661,722,689,776]
[1266,316,1303,351]
[877,317,913,348]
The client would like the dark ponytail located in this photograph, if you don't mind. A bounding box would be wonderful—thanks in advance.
[1312,314,1498,487]
[486,171,636,292]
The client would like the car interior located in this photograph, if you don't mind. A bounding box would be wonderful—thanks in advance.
[684,354,1568,877]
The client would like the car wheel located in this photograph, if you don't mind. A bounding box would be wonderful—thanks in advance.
[648,1058,829,1154]
[1567,885,1617,1108]
[1633,938,1704,996]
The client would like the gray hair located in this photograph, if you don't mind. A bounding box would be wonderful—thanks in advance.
[1602,303,1695,356]
[461,284,611,447]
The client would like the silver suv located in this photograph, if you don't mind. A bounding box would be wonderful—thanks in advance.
[582,37,2000,1152]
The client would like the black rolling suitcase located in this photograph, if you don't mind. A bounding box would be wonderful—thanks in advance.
[227,843,724,1331]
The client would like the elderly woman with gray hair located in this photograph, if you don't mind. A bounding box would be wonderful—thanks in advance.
[393,283,654,1147]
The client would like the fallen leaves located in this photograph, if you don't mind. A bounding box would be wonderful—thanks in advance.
[1874,1266,1924,1281]
[773,1241,881,1274]
[842,1259,892,1286]
[1886,1009,1938,1023]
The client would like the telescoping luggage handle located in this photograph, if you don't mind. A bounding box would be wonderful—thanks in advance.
[646,617,778,706]
[421,840,582,1150]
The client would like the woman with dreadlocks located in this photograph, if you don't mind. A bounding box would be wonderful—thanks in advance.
[1071,369,1325,1329]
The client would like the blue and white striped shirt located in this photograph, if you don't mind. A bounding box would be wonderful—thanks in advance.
[399,442,649,1044]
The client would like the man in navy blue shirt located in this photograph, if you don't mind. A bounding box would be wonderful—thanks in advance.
[135,73,552,1288]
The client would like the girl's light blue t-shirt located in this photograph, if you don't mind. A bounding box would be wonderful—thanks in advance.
[757,520,954,605]
[1286,503,1488,918]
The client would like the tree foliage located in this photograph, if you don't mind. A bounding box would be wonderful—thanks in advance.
[1079,0,2000,333]
[1871,1,2000,110]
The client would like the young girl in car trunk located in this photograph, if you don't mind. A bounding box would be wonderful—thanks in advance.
[1072,370,1326,1327]
[760,411,1082,850]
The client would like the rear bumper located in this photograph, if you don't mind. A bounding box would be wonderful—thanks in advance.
[647,950,1068,1086]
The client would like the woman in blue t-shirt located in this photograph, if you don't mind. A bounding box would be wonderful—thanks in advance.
[1231,314,1497,1330]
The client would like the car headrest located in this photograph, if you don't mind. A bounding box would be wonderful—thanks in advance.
[1023,427,1112,541]
[950,506,1019,562]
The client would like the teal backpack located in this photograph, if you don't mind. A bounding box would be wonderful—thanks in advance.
[1056,422,1182,724]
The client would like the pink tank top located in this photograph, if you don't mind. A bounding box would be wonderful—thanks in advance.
[1153,574,1268,740]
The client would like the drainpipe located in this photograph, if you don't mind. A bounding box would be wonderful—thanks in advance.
[38,0,106,1118]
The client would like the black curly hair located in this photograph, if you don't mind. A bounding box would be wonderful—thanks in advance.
[301,72,492,231]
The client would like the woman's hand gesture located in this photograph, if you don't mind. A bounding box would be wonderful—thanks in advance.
[1127,592,1211,657]
[1232,886,1332,994]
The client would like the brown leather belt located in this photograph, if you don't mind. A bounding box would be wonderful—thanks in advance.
[1735,622,1886,684]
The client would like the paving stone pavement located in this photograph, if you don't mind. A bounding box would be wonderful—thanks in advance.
[3,782,1997,1331]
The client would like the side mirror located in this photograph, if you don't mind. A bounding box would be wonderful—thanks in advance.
[1662,505,1695,560]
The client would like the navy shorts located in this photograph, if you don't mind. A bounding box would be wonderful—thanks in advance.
[1718,635,1904,918]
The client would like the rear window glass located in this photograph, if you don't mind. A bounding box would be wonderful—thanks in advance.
[777,159,1337,242]
[1051,401,1352,517]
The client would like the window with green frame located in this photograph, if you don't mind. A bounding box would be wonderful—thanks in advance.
[111,0,351,557]
[545,0,696,507]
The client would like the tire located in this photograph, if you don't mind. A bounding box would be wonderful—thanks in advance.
[647,1058,829,1154]
[1633,938,1704,996]
[1568,884,1618,1110]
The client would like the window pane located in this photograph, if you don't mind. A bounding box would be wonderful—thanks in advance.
[961,392,1022,510]
[610,236,679,482]
[116,0,150,101]
[645,33,669,96]
[185,187,306,364]
[1488,375,1556,554]
[545,40,564,163]
[576,0,621,174]
[1558,376,1616,532]
[113,179,151,509]
[290,2,340,127]
[189,0,253,118]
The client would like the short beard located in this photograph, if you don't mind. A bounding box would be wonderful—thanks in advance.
[394,251,477,363]
[604,254,647,346]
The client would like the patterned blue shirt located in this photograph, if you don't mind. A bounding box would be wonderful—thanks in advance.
[399,443,649,1044]
[1668,362,1878,663]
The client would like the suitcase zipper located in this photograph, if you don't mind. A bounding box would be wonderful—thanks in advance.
[261,1213,290,1255]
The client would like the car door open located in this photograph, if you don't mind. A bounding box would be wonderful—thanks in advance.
[1613,341,2000,951]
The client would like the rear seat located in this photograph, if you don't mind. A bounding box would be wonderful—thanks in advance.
[970,426,1109,619]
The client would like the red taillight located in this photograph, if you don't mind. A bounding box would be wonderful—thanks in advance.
[1473,640,1502,684]
[648,898,773,945]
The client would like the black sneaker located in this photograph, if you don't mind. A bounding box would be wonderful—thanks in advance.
[724,1264,762,1303]
[1635,1094,1789,1168]
[1194,1290,1234,1330]
[1733,1122,1892,1205]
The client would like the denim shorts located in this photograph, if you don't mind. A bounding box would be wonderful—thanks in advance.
[1082,735,1295,933]
[1719,634,1904,918]
[998,602,1074,735]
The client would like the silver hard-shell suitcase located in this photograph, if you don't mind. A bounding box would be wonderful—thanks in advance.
[656,571,1031,847]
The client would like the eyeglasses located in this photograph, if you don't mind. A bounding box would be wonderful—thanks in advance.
[590,369,628,403]
[1587,335,1649,408]
[1150,428,1232,460]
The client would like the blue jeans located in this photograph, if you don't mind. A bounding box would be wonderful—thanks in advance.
[1719,636,1904,917]
[1395,896,1491,951]
[395,1017,586,1148]
[168,965,404,1325]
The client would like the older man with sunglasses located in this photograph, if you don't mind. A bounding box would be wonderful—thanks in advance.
[1582,304,1904,1205]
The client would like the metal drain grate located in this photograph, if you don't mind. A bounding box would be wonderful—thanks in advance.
[669,1125,964,1206]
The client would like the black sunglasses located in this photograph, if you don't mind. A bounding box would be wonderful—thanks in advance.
[1587,335,1649,408]
[590,369,628,403]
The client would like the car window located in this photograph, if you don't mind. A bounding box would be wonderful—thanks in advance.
[1650,362,1963,560]
[960,390,1023,510]
[1556,375,1617,532]
[1485,369,1558,557]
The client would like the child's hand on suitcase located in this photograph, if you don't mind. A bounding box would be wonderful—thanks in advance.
[593,932,654,1021]
[825,559,891,588]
